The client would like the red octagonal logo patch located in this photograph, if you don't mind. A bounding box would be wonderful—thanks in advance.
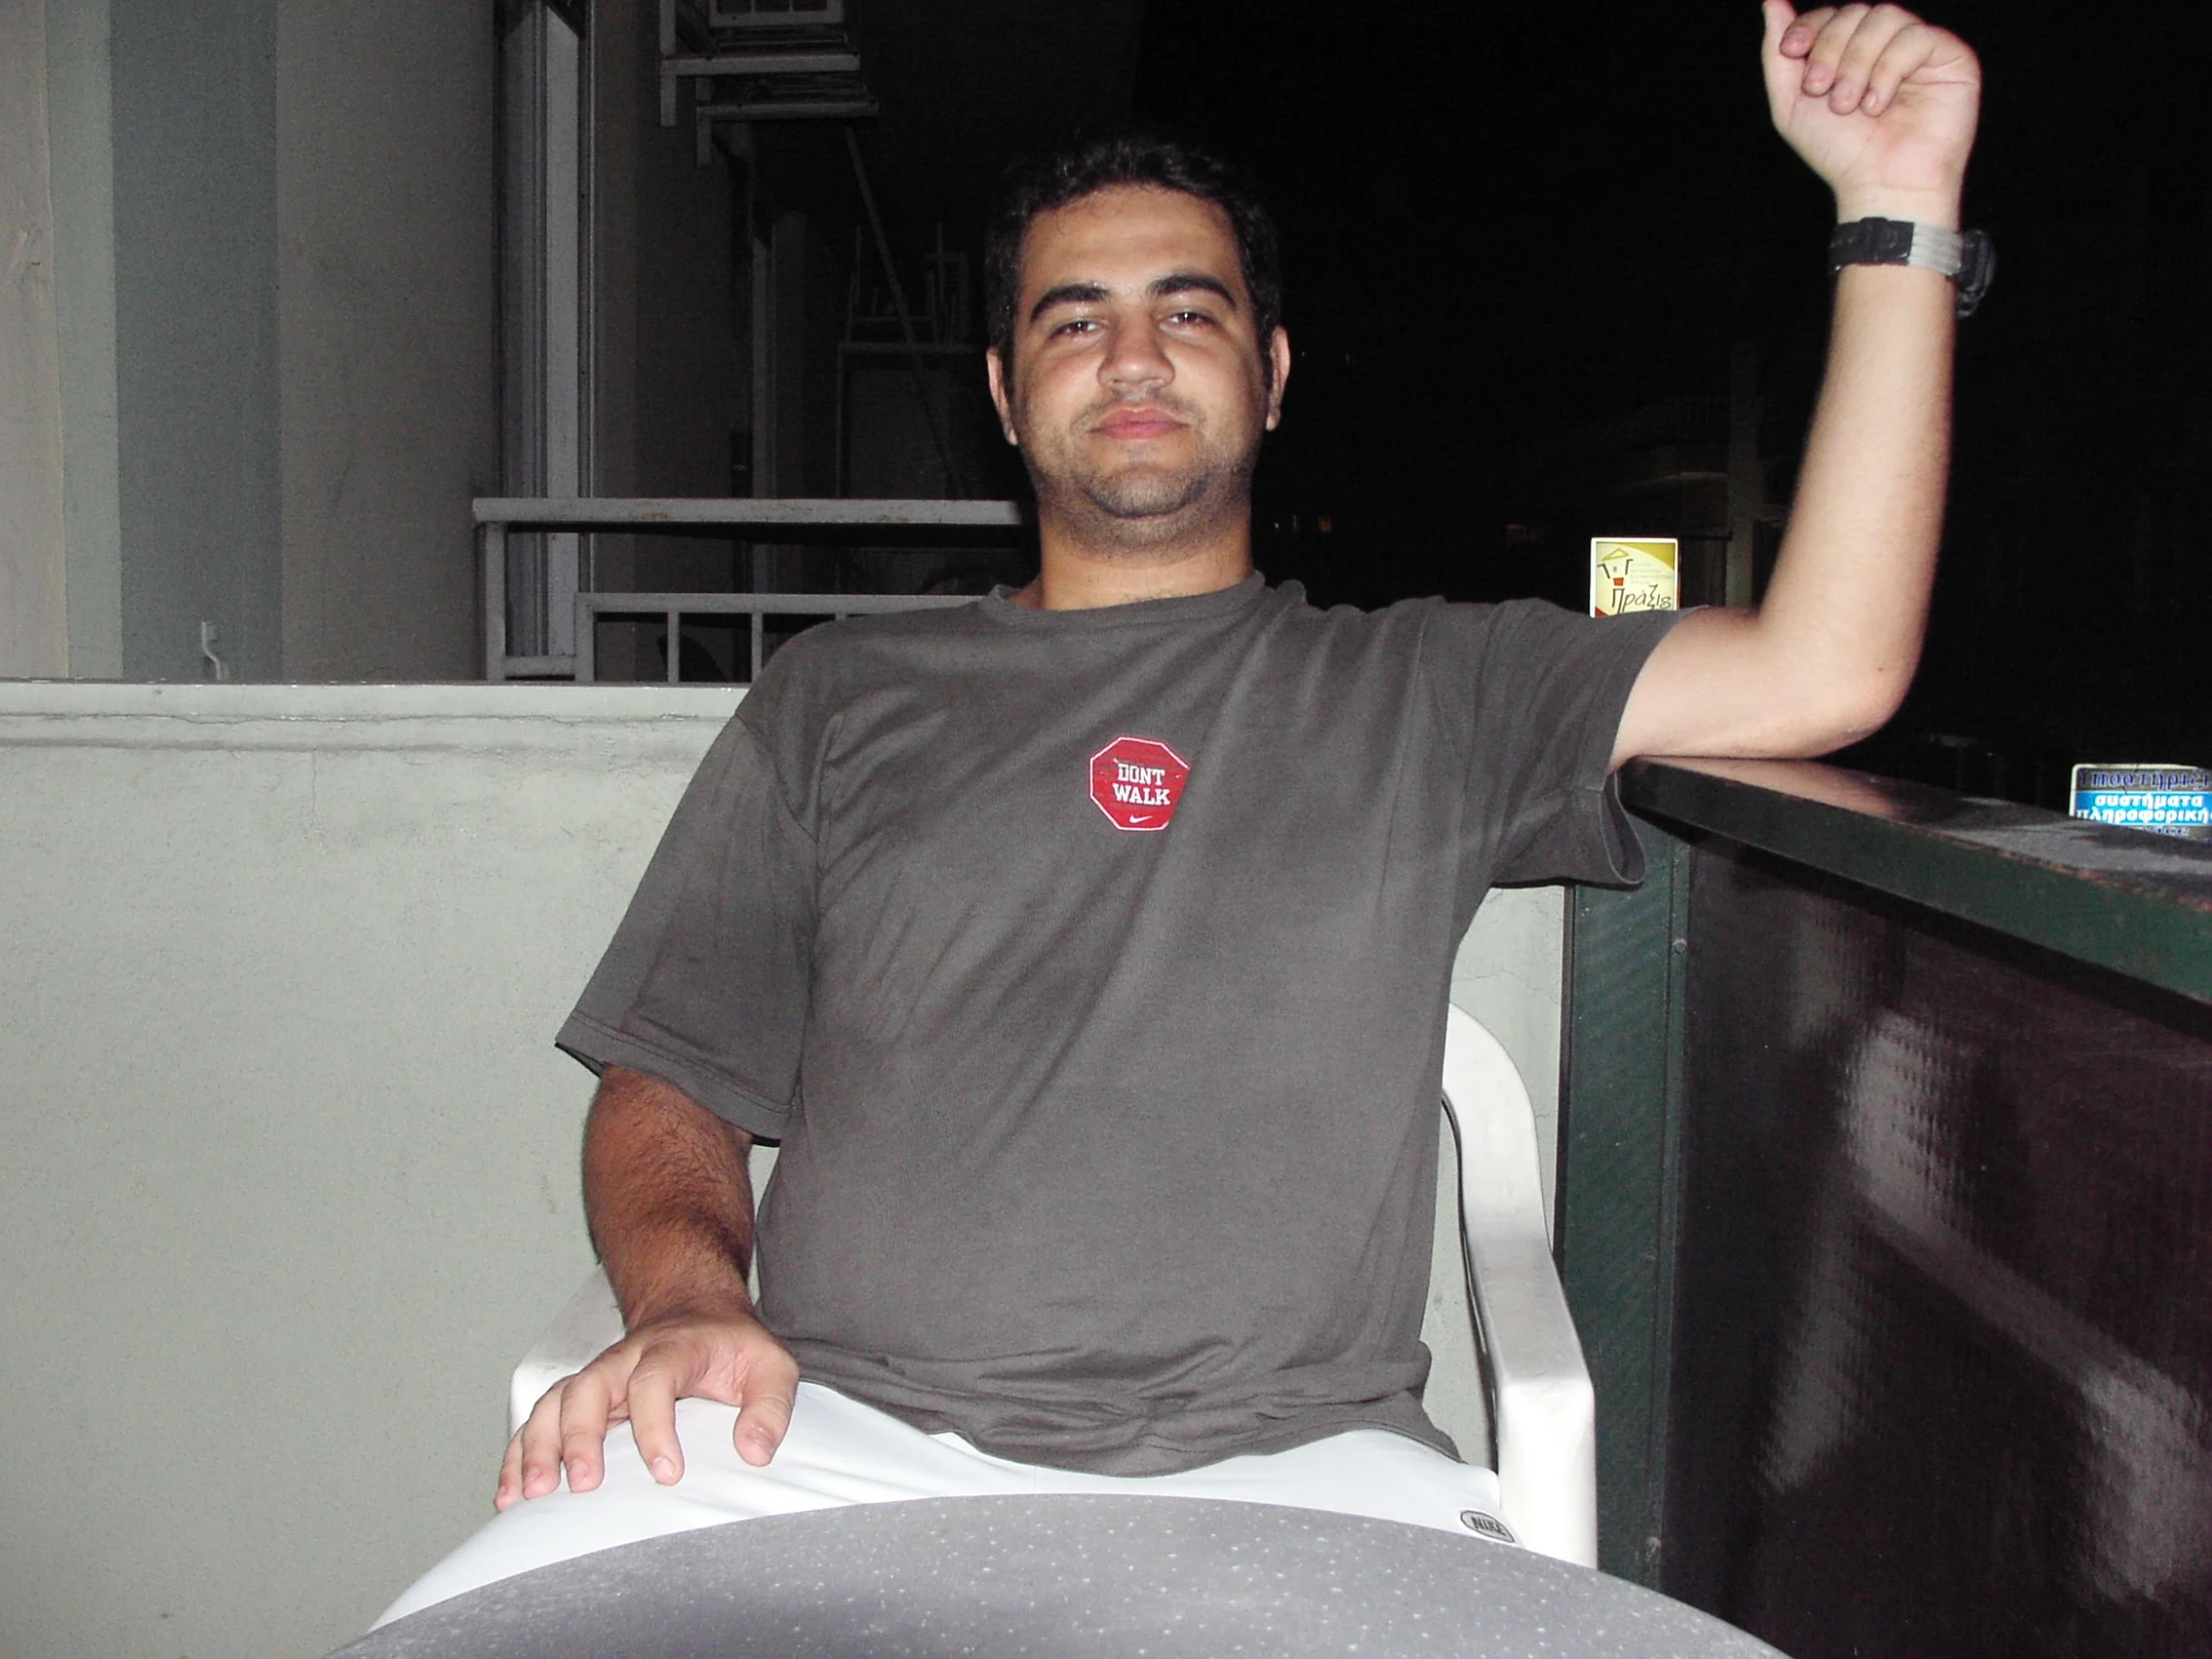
[1089,735,1191,832]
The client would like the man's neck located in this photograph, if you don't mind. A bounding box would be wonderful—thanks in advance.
[1011,516,1255,611]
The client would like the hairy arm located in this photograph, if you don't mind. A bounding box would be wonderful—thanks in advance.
[497,1066,799,1507]
[1613,1,1980,766]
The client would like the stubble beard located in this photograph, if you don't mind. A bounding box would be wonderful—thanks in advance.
[1021,405,1261,556]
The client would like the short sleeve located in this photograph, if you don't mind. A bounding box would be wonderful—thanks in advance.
[1422,600,1682,904]
[555,713,817,1141]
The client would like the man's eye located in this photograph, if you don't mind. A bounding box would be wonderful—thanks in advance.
[1167,309,1215,326]
[1051,318,1099,338]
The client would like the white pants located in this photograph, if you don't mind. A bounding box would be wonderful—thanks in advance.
[379,1382,1510,1627]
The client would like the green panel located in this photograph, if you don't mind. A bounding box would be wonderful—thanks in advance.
[1559,763,2212,1594]
[1622,762,2212,1006]
[1558,820,1691,1586]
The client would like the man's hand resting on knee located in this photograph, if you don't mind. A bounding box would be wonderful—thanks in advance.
[498,1303,799,1507]
[498,1066,792,1508]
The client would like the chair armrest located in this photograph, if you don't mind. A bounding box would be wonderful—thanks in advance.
[1443,1006,1599,1568]
[507,1266,624,1436]
[1462,1232,1599,1567]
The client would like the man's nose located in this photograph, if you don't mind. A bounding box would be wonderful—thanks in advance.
[1102,318,1172,395]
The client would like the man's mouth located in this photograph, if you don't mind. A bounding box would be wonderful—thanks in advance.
[1093,408,1184,440]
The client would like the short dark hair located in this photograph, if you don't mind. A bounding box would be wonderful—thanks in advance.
[983,127,1284,371]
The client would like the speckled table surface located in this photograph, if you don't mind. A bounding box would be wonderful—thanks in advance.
[336,1494,1786,1658]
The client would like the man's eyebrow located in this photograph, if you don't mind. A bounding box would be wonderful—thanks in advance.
[1149,273,1238,308]
[1028,281,1109,323]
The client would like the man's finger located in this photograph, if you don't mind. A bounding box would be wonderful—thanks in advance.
[1795,3,1873,98]
[513,1380,572,1500]
[1859,21,1943,115]
[734,1350,801,1467]
[1763,3,1827,112]
[556,1363,619,1494]
[495,1429,527,1512]
[1822,5,1921,115]
[1774,2,1833,60]
[625,1347,688,1485]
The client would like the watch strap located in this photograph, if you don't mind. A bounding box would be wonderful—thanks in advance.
[1829,217,1994,318]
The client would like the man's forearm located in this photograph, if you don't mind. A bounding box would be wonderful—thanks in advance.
[1612,263,1955,765]
[1754,256,1955,737]
[583,1066,760,1329]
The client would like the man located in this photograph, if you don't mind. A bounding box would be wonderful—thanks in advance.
[383,0,1980,1620]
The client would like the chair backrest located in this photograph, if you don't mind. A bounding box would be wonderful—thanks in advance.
[1440,1006,1550,1251]
[1422,1007,1548,1470]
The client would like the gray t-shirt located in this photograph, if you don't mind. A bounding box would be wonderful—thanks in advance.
[558,574,1676,1475]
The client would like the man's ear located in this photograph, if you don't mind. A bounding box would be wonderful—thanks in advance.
[985,347,1020,446]
[1264,326,1292,431]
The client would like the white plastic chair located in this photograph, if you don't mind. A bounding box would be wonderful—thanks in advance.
[508,1005,1598,1566]
[1436,1004,1599,1566]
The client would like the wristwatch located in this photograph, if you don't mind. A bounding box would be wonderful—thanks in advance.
[1829,218,1994,317]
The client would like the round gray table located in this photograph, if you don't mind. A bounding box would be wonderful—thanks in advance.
[336,1495,1786,1658]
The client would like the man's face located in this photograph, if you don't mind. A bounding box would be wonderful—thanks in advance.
[987,186,1290,544]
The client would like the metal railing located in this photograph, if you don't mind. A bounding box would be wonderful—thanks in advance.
[475,497,1026,683]
[574,590,972,684]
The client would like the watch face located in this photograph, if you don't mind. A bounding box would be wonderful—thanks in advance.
[1955,231,1995,317]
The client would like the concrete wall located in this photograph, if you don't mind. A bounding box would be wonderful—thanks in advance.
[0,681,1567,1658]
[0,683,732,1658]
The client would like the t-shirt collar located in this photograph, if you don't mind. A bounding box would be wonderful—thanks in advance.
[979,570,1270,631]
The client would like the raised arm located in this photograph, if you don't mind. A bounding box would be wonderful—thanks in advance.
[497,1066,799,1508]
[1613,1,1981,766]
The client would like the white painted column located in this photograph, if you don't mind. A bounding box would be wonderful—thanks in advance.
[0,0,72,678]
[45,0,125,678]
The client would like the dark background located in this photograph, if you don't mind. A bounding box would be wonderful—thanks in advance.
[1126,0,2210,807]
